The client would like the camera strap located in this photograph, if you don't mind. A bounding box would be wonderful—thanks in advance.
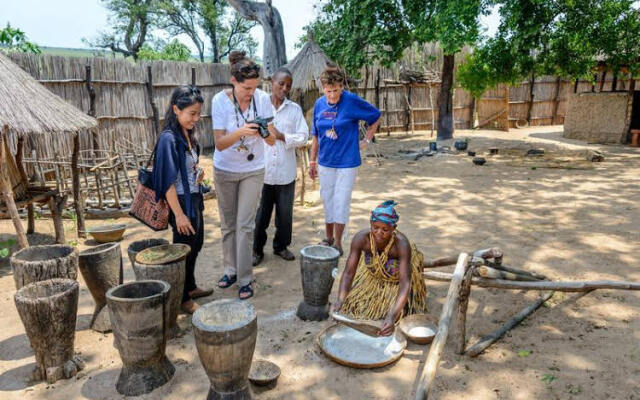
[232,89,257,128]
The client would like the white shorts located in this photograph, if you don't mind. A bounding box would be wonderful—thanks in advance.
[318,165,358,224]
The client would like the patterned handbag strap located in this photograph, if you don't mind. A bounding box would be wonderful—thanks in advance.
[145,139,160,169]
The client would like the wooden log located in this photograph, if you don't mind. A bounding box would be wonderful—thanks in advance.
[423,255,458,269]
[79,243,122,332]
[476,265,540,281]
[85,65,96,117]
[416,253,470,400]
[490,263,548,280]
[147,66,160,139]
[48,194,67,244]
[14,279,84,383]
[456,266,474,354]
[466,291,554,357]
[10,244,78,290]
[423,271,640,291]
[0,127,28,249]
[71,134,86,238]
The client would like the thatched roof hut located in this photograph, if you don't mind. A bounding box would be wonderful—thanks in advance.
[0,51,98,248]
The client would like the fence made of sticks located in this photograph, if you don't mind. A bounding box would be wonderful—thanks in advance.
[352,64,636,134]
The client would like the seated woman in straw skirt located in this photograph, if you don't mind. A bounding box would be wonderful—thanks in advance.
[332,200,427,336]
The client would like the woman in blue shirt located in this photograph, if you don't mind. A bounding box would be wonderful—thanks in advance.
[309,66,381,255]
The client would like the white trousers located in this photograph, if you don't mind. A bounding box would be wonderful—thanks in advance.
[318,165,358,224]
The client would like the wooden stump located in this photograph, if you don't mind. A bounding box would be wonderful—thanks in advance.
[78,243,123,332]
[107,280,174,396]
[10,245,78,290]
[14,278,84,383]
[126,238,169,267]
[132,250,186,338]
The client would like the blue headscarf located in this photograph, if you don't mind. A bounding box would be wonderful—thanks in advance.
[370,200,399,227]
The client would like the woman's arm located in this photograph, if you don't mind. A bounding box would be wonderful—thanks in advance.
[332,231,367,312]
[165,185,195,235]
[309,135,319,179]
[364,117,381,141]
[214,123,260,151]
[379,237,411,336]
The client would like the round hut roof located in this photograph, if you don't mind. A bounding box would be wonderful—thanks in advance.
[284,38,333,92]
[0,52,97,136]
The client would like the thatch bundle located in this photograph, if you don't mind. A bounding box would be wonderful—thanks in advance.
[0,52,97,138]
[284,38,333,94]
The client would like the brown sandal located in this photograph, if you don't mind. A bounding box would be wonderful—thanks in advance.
[319,238,334,246]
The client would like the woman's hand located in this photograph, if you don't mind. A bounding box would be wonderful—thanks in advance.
[176,213,195,236]
[236,122,260,137]
[330,299,344,314]
[309,163,318,179]
[378,314,396,336]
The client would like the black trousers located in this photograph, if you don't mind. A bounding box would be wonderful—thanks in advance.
[169,193,204,303]
[253,180,295,255]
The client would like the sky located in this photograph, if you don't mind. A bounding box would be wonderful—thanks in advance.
[0,0,499,60]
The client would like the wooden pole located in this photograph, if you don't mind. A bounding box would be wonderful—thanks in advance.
[466,291,554,357]
[15,137,35,234]
[423,271,640,292]
[456,266,474,354]
[599,70,607,92]
[428,84,435,137]
[612,71,618,91]
[72,133,86,238]
[526,73,535,125]
[415,253,470,400]
[490,263,548,280]
[469,97,476,129]
[374,69,381,109]
[552,77,562,125]
[146,66,160,139]
[0,127,28,248]
[85,65,96,117]
[476,265,540,281]
[574,79,579,93]
[191,67,196,86]
[48,194,67,244]
[384,96,391,136]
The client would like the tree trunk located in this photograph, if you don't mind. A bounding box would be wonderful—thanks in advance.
[227,0,287,76]
[14,279,84,383]
[437,54,455,140]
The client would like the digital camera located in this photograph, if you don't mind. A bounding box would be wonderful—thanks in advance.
[248,117,274,138]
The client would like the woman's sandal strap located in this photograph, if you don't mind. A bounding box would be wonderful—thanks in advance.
[239,284,254,300]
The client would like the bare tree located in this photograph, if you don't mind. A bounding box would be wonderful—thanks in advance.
[156,0,206,62]
[227,0,287,75]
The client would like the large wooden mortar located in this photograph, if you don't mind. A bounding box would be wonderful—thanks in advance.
[192,299,257,400]
[127,238,169,267]
[10,244,78,290]
[106,280,175,396]
[14,278,84,383]
[132,244,189,338]
[78,242,123,332]
[296,245,340,321]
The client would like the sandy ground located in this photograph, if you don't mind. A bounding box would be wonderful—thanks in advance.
[1,126,639,400]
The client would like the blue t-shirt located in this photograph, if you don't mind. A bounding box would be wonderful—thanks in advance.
[312,90,381,168]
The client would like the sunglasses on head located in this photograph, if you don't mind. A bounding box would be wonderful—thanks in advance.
[239,64,260,74]
[188,85,201,95]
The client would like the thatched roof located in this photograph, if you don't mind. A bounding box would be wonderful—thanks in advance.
[284,38,333,92]
[0,51,97,137]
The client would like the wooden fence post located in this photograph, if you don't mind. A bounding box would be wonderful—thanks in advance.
[1,127,28,249]
[72,133,86,238]
[415,253,470,400]
[191,67,196,86]
[612,71,618,91]
[374,69,381,110]
[599,70,607,92]
[146,66,160,141]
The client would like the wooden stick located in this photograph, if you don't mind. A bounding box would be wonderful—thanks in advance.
[416,253,470,400]
[490,263,548,280]
[456,266,474,355]
[424,247,503,269]
[466,291,554,357]
[0,127,28,248]
[72,134,86,238]
[424,271,640,291]
[423,255,458,268]
[476,265,540,281]
[48,194,67,244]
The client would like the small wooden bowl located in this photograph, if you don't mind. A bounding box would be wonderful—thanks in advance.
[87,224,127,243]
[135,243,191,265]
[249,360,281,386]
[398,314,438,345]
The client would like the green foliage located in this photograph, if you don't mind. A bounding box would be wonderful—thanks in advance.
[542,373,557,383]
[0,239,17,258]
[304,0,490,76]
[0,23,41,54]
[457,0,640,96]
[138,39,191,61]
[517,350,532,357]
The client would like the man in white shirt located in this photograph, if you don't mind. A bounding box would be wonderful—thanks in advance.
[253,67,309,265]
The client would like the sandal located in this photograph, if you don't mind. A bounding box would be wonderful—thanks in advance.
[319,238,334,246]
[218,274,237,289]
[238,283,254,300]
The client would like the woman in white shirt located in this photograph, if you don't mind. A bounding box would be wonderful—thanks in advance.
[211,50,277,300]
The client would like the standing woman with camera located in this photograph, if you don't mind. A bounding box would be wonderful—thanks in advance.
[153,85,212,314]
[211,50,277,300]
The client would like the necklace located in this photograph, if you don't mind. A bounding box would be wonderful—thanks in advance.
[231,89,257,161]
[325,98,339,140]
